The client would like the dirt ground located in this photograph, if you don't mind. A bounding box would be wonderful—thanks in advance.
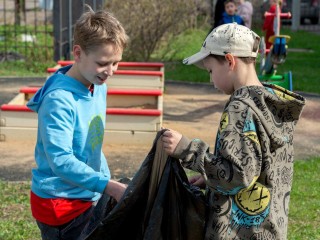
[1,78,320,181]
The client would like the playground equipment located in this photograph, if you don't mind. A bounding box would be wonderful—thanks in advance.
[259,0,293,90]
[0,62,165,144]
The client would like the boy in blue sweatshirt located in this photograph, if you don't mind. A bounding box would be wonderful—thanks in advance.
[219,0,245,26]
[27,5,128,239]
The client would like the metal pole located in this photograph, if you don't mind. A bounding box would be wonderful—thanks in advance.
[275,1,280,35]
[59,0,62,59]
[3,0,7,60]
[69,0,72,59]
[291,0,300,31]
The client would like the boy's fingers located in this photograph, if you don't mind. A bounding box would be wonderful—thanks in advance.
[162,130,171,138]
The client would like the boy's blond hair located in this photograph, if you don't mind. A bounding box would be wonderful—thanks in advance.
[73,5,128,54]
[210,55,257,65]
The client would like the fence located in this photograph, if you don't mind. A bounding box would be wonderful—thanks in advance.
[52,0,105,61]
[0,0,53,62]
[0,0,105,62]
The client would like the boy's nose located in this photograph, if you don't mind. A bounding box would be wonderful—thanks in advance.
[103,65,117,76]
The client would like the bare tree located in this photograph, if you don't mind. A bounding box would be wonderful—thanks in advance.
[106,0,202,61]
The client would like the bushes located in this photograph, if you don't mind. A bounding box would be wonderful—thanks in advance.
[106,0,211,61]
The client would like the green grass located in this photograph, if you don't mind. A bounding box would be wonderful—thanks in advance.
[256,27,320,94]
[160,28,212,83]
[0,61,55,77]
[0,24,55,76]
[0,24,54,62]
[0,157,319,239]
[0,181,40,240]
[287,158,320,240]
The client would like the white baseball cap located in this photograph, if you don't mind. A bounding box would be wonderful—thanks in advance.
[183,23,261,68]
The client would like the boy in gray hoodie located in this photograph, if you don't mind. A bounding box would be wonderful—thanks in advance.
[162,23,305,239]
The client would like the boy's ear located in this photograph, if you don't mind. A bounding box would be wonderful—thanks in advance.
[73,45,82,61]
[225,53,235,70]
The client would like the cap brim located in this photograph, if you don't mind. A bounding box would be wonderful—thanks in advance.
[182,51,211,69]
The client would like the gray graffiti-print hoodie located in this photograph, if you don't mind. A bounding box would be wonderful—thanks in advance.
[172,84,305,240]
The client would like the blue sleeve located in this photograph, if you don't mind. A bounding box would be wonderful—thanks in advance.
[38,90,109,193]
[237,15,245,26]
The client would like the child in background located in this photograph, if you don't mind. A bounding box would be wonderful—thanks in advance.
[263,0,282,49]
[27,5,129,239]
[219,0,245,26]
[236,0,253,28]
[162,23,305,239]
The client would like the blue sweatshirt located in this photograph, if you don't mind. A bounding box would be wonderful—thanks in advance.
[220,12,245,26]
[27,65,110,201]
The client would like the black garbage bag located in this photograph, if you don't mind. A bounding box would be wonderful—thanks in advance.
[86,130,207,240]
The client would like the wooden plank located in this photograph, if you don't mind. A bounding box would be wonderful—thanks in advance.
[7,93,26,105]
[20,87,164,95]
[1,105,161,115]
[117,62,164,72]
[103,130,157,145]
[0,127,157,145]
[107,95,157,108]
[0,110,37,127]
[56,60,164,72]
[47,73,162,89]
[48,63,164,76]
[47,71,163,89]
[1,107,161,131]
[20,95,159,109]
[106,114,161,131]
[107,74,163,89]
[0,127,37,141]
[20,88,163,107]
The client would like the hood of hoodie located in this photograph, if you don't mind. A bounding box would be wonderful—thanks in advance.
[27,65,92,113]
[232,84,306,150]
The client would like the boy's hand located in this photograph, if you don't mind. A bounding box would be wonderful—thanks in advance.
[104,180,127,202]
[162,129,182,155]
[189,175,206,189]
